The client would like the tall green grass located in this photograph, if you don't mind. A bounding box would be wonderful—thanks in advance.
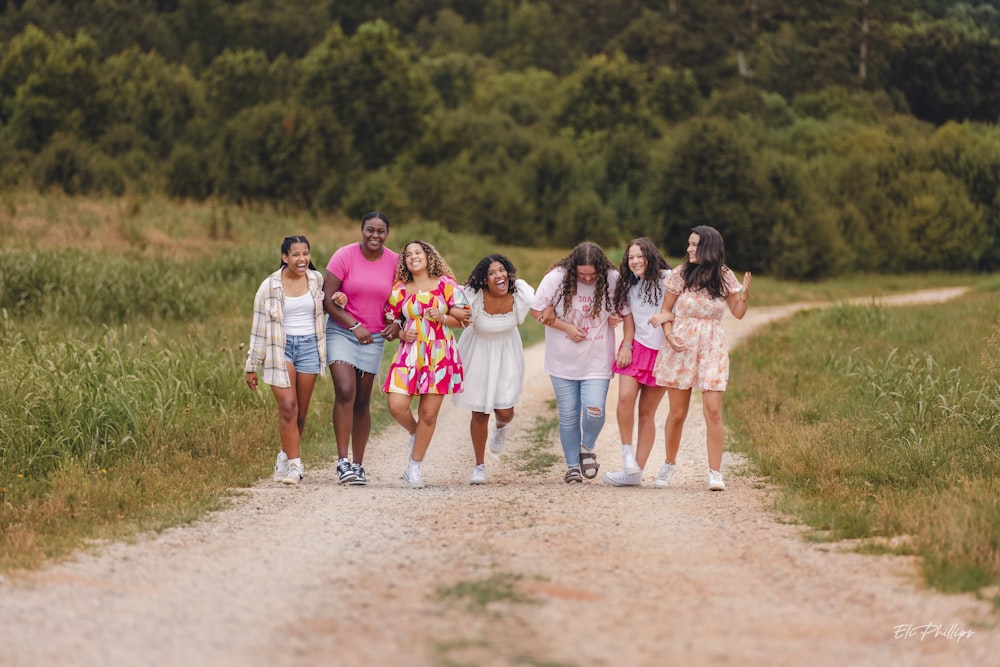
[728,282,1000,599]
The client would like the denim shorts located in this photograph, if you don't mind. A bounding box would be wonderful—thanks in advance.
[284,334,322,374]
[326,322,385,375]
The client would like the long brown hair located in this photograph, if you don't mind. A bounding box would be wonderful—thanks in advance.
[548,241,615,319]
[613,237,671,312]
[680,226,729,299]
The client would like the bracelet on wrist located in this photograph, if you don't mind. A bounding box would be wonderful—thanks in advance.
[622,343,633,349]
[349,321,361,331]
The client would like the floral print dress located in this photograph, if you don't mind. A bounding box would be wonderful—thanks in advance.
[653,267,743,392]
[382,275,468,395]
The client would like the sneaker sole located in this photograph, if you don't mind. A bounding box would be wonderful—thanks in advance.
[708,484,725,491]
[348,479,366,486]
[654,480,673,488]
[601,473,640,487]
[281,476,302,485]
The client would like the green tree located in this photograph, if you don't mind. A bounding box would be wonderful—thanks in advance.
[552,52,655,138]
[650,118,768,270]
[202,48,276,121]
[298,21,438,169]
[888,19,1000,124]
[0,25,103,150]
[98,47,203,157]
[213,101,355,208]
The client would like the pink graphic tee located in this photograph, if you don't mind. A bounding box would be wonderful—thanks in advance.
[531,266,620,380]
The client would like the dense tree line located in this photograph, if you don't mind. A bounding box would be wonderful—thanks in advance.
[1,0,998,275]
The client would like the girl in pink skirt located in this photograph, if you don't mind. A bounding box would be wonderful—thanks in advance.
[602,238,675,487]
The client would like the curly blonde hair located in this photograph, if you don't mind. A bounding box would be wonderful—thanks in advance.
[395,240,455,282]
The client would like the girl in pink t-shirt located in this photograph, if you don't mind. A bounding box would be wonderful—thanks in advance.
[322,211,400,486]
[530,242,621,483]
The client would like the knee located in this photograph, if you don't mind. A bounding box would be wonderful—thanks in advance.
[495,408,514,424]
[277,400,298,422]
[703,404,723,424]
[585,405,604,420]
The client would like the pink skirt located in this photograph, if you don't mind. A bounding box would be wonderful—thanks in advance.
[612,339,660,387]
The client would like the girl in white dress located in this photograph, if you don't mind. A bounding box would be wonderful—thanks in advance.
[452,254,535,485]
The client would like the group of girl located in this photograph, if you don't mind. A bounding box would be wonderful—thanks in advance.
[244,214,751,491]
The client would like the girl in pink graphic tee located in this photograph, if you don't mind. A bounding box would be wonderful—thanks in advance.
[529,242,621,484]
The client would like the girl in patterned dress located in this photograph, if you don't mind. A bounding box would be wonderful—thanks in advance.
[651,226,752,491]
[383,240,469,488]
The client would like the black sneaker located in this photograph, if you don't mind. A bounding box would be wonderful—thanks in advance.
[349,463,367,486]
[336,459,357,484]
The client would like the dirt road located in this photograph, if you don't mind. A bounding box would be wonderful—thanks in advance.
[1,287,995,667]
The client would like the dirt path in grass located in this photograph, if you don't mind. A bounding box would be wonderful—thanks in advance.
[1,286,995,667]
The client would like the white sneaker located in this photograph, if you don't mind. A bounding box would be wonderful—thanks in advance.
[273,451,288,482]
[403,462,424,489]
[654,463,677,488]
[282,460,303,485]
[469,464,487,485]
[622,446,641,474]
[601,470,642,487]
[708,469,725,491]
[489,423,509,454]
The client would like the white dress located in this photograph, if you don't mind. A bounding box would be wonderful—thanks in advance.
[452,279,535,413]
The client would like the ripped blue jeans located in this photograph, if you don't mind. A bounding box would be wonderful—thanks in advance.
[549,376,610,467]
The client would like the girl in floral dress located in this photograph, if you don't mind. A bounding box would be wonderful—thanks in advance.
[383,240,468,488]
[652,226,752,491]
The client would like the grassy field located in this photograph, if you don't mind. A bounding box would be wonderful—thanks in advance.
[1,192,996,597]
[727,277,1000,602]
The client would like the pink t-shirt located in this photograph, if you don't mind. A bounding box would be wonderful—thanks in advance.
[326,242,399,333]
[531,266,620,380]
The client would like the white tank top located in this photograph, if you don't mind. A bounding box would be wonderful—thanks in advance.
[283,292,315,336]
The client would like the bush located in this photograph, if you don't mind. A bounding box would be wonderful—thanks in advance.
[29,134,125,196]
[166,144,213,200]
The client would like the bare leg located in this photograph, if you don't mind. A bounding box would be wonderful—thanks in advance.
[702,390,725,471]
[387,393,417,440]
[271,362,302,459]
[412,394,445,461]
[350,371,377,464]
[663,387,692,465]
[616,374,640,448]
[470,412,489,465]
[634,384,667,468]
[330,361,357,460]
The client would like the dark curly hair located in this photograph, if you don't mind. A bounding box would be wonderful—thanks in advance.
[680,225,729,299]
[613,238,671,313]
[395,240,455,283]
[465,254,519,293]
[548,241,615,319]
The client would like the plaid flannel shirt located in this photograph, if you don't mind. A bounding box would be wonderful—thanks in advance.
[244,268,326,387]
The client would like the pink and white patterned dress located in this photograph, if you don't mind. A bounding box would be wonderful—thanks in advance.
[382,276,468,395]
[653,267,742,392]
